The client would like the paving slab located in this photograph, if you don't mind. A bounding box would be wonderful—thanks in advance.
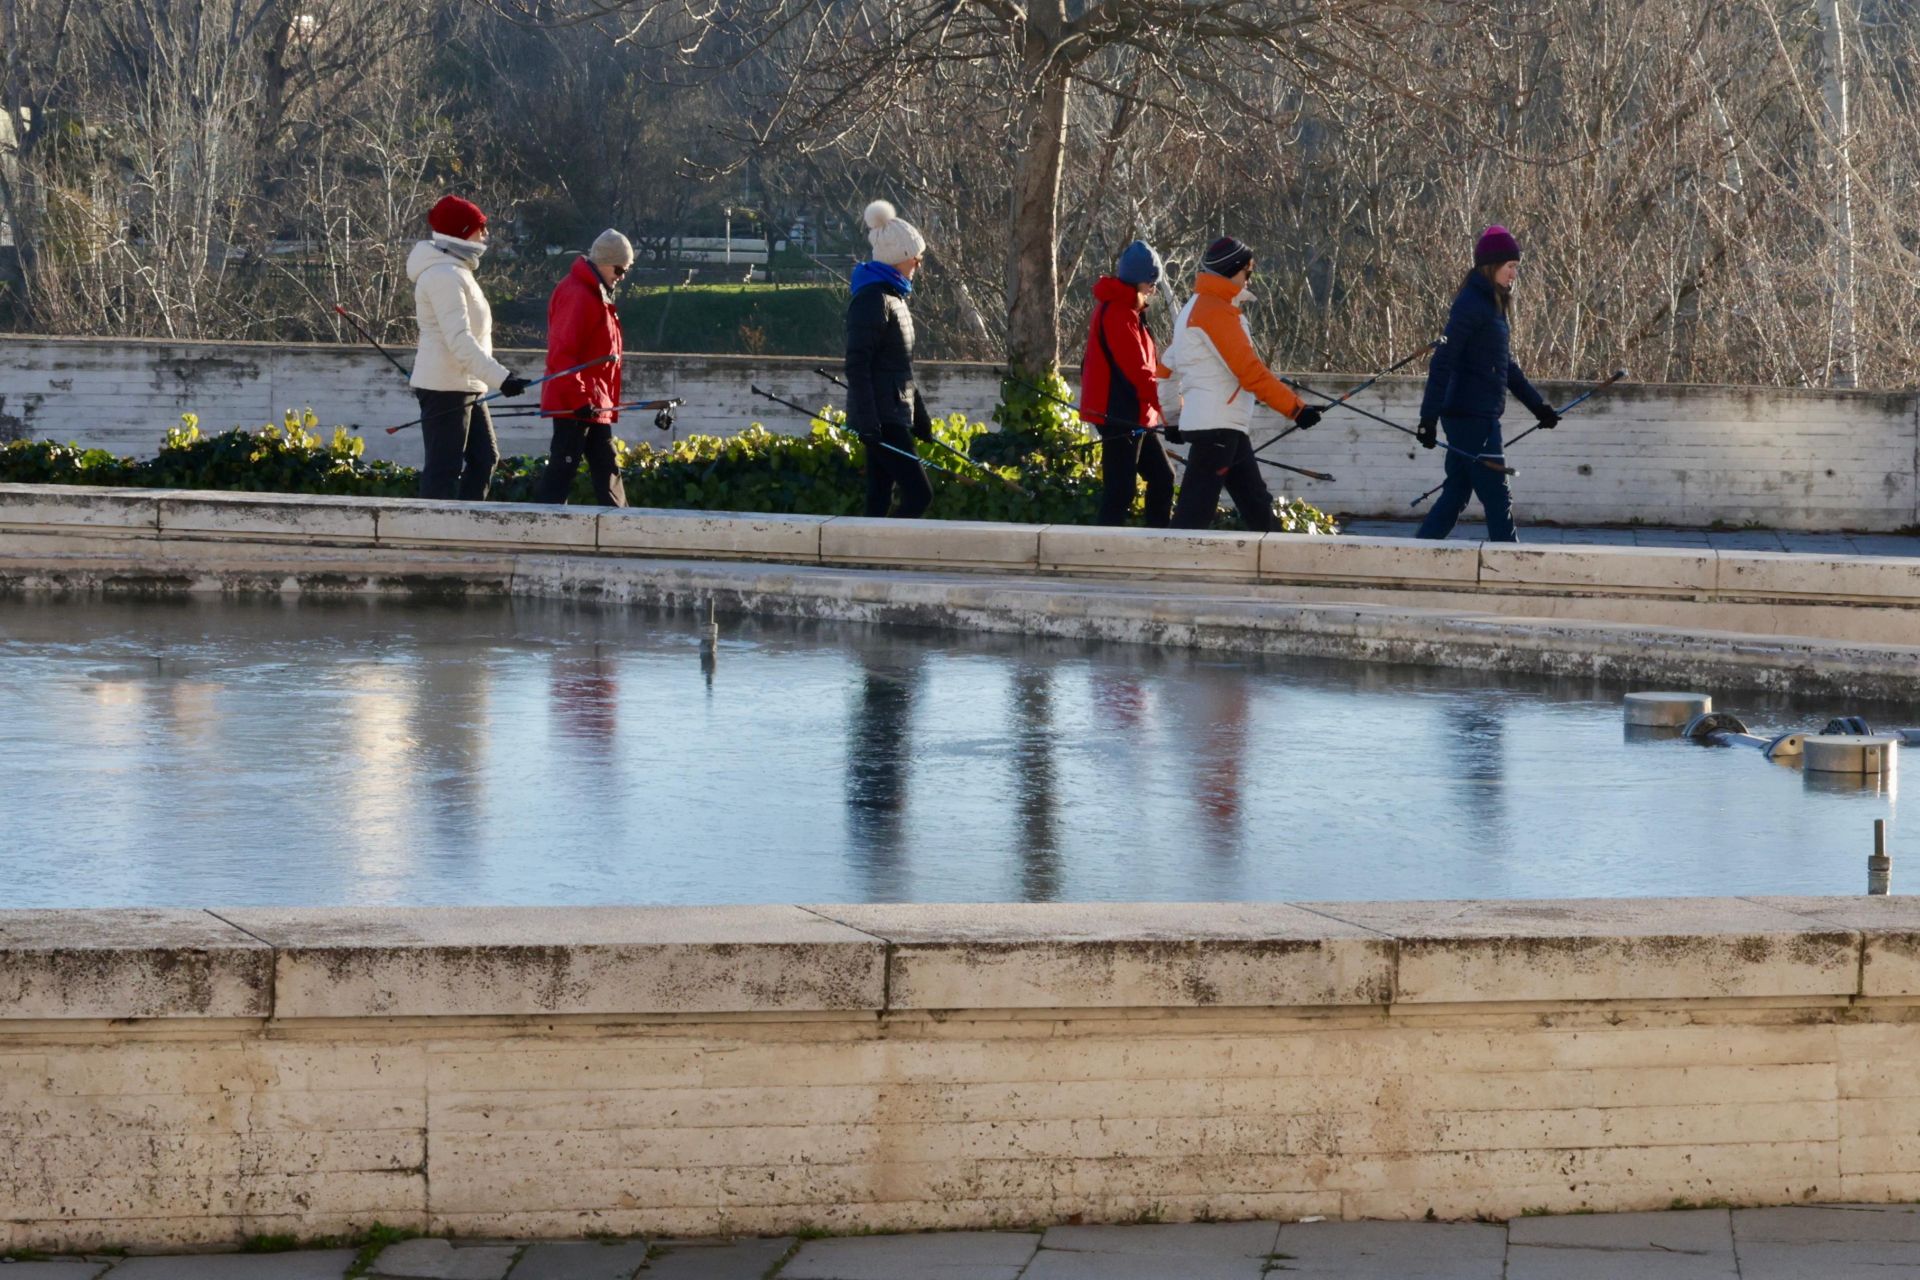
[505,1240,652,1279]
[1504,1244,1738,1278]
[1269,1222,1507,1278]
[106,1252,355,1279]
[1018,1251,1265,1279]
[641,1237,794,1279]
[778,1231,1038,1279]
[1037,1222,1281,1257]
[1734,1239,1920,1278]
[367,1239,519,1279]
[0,1263,111,1279]
[1732,1204,1920,1243]
[1507,1209,1732,1252]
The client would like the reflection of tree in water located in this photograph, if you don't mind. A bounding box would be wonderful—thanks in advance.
[1009,667,1060,902]
[845,650,922,900]
[406,650,494,850]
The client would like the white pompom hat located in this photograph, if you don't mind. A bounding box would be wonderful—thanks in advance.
[864,200,926,266]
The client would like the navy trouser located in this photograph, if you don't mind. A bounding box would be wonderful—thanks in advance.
[534,414,626,507]
[863,421,933,518]
[1096,425,1175,527]
[416,390,498,501]
[1415,415,1515,542]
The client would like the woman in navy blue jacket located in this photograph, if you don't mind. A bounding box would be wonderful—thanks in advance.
[1414,226,1560,541]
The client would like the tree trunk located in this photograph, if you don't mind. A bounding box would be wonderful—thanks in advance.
[1818,0,1857,388]
[1004,62,1070,375]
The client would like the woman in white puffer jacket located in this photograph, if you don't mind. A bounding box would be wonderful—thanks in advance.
[407,195,529,499]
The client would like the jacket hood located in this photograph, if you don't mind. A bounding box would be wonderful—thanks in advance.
[1092,276,1141,307]
[407,239,469,283]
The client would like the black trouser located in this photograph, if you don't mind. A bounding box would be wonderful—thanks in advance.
[533,414,627,507]
[415,390,499,501]
[1170,429,1276,531]
[1096,425,1176,527]
[863,421,933,519]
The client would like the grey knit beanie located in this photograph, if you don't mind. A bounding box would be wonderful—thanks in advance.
[590,228,635,270]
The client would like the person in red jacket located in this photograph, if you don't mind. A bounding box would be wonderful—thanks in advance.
[533,229,632,506]
[1079,240,1174,527]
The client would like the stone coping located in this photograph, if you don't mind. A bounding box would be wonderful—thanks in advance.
[2,897,1914,1021]
[5,484,1918,606]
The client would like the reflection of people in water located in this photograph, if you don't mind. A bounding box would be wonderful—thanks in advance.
[845,649,922,899]
[1445,701,1507,845]
[1165,665,1250,860]
[1009,667,1061,901]
[551,644,619,758]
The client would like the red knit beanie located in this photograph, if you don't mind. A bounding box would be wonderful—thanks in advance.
[1474,225,1521,266]
[428,195,487,241]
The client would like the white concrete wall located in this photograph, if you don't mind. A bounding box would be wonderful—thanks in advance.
[1,899,1916,1250]
[2,335,1917,529]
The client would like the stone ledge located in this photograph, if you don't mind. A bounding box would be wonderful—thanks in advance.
[597,507,825,560]
[1038,526,1261,580]
[0,483,160,537]
[1717,551,1920,605]
[0,909,271,1019]
[0,899,1900,1021]
[215,905,887,1018]
[1262,534,1480,588]
[1479,544,1719,596]
[805,902,1394,1009]
[821,516,1042,570]
[1300,897,1862,1004]
[157,490,383,544]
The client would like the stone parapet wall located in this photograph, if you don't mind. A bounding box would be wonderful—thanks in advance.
[2,899,1918,1249]
[2,336,1917,529]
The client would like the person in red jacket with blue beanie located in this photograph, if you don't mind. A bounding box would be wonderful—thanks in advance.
[533,229,632,507]
[1079,240,1174,527]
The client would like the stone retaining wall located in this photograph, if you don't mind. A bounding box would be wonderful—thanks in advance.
[3,335,1917,529]
[2,899,1918,1250]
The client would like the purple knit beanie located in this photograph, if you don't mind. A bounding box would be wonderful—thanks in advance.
[1474,225,1521,267]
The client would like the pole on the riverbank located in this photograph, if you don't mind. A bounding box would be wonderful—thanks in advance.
[1869,819,1892,895]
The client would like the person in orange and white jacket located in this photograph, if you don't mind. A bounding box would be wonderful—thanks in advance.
[1158,236,1321,530]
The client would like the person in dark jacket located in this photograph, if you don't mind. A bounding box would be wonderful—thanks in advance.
[1414,225,1559,542]
[1080,240,1175,527]
[533,229,632,507]
[845,200,934,519]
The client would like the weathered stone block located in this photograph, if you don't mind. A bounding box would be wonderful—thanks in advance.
[597,507,825,561]
[820,517,1042,570]
[1749,896,1920,997]
[217,905,885,1017]
[1479,544,1718,596]
[805,902,1394,1009]
[1261,534,1480,587]
[0,483,159,536]
[1300,897,1860,1003]
[1038,526,1261,580]
[158,491,380,543]
[0,909,270,1020]
[1718,551,1920,603]
[375,502,598,549]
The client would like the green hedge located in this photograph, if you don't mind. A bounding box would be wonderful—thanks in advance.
[0,399,1339,534]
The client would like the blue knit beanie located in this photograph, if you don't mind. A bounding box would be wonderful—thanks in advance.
[1115,240,1162,286]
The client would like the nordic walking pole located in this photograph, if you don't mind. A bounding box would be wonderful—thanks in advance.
[1408,369,1627,509]
[1252,338,1442,459]
[1283,375,1515,476]
[747,386,980,485]
[997,369,1335,483]
[808,367,1031,496]
[381,355,619,434]
[332,303,412,381]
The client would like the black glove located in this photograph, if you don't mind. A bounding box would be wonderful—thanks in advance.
[1532,403,1561,429]
[653,405,676,433]
[1293,405,1323,431]
[1163,423,1186,444]
[499,373,531,398]
[1416,417,1438,450]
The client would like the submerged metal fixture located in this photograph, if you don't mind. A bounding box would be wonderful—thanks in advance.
[1869,819,1893,895]
[1681,712,1805,762]
[1624,691,1710,728]
[1822,717,1920,746]
[1804,734,1899,776]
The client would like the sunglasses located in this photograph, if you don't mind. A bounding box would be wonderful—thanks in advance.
[611,263,629,279]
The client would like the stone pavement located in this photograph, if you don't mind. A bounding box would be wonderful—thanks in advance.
[1340,519,1920,557]
[8,1206,1920,1278]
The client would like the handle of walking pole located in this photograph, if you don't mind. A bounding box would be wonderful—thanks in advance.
[812,366,848,389]
[1504,368,1630,450]
[1284,376,1514,476]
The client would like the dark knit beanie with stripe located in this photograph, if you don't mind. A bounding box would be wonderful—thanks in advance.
[1202,236,1253,279]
